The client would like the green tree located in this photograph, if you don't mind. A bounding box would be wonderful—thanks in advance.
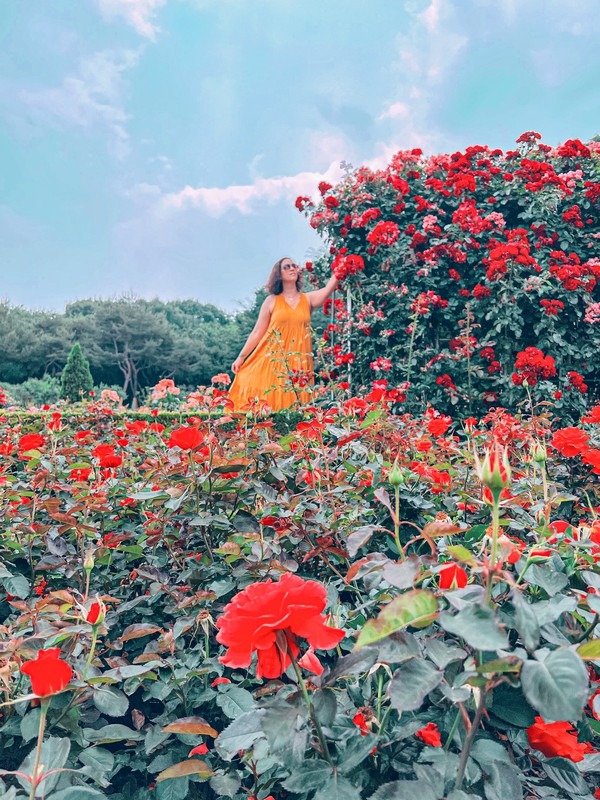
[61,343,94,402]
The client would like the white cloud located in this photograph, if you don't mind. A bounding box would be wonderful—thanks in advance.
[376,0,468,151]
[160,162,344,217]
[18,50,139,159]
[97,0,167,40]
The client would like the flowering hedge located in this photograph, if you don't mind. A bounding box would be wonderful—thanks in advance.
[298,133,600,418]
[1,385,600,799]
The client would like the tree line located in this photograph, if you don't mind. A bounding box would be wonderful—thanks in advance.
[0,294,264,403]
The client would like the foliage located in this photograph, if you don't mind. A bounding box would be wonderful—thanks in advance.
[61,343,94,402]
[299,134,600,418]
[1,383,600,799]
[0,295,260,403]
[1,375,62,407]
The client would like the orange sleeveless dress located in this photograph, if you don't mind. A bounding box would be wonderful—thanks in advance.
[228,293,313,412]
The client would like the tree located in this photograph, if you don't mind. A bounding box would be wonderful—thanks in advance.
[61,343,94,402]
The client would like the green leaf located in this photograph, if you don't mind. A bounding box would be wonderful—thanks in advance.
[323,647,378,685]
[337,733,378,773]
[521,648,589,721]
[51,789,107,800]
[490,684,535,728]
[215,687,255,720]
[445,545,477,566]
[93,685,129,718]
[483,761,523,800]
[368,781,439,800]
[0,565,30,599]
[18,737,70,797]
[84,724,144,744]
[215,710,266,760]
[79,746,115,777]
[439,603,509,651]
[208,773,242,798]
[282,759,334,792]
[356,589,438,648]
[512,591,540,652]
[543,758,589,795]
[314,773,362,800]
[577,639,600,660]
[526,564,568,596]
[389,658,443,712]
[262,699,308,753]
[155,777,189,800]
[20,709,42,743]
[313,689,337,727]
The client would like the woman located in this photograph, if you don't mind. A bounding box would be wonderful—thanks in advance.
[228,257,339,412]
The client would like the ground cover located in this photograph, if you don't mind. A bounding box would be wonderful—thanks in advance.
[1,386,600,799]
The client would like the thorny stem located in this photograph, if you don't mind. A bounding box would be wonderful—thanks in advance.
[485,491,501,605]
[29,697,49,800]
[454,688,487,792]
[83,627,99,680]
[393,485,404,561]
[291,658,332,764]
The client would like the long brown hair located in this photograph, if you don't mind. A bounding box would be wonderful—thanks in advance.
[265,257,302,295]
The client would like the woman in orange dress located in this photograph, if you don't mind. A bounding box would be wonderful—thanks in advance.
[228,256,339,412]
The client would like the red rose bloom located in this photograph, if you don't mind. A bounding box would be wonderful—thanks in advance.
[18,433,46,452]
[527,716,594,762]
[415,722,442,747]
[582,448,600,475]
[21,648,73,697]
[551,427,590,457]
[438,563,468,590]
[216,573,345,679]
[168,426,204,450]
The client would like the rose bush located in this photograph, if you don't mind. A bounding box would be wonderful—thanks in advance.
[299,133,600,419]
[0,383,600,799]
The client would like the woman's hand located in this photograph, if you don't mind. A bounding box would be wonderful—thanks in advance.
[232,356,245,374]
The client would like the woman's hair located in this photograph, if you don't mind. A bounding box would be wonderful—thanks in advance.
[265,256,302,295]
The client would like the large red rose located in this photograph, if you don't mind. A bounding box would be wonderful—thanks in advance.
[21,648,73,697]
[216,573,345,679]
[527,716,595,762]
[551,427,590,457]
[168,426,204,450]
[18,433,46,452]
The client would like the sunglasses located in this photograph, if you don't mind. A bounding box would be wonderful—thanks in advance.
[282,263,299,271]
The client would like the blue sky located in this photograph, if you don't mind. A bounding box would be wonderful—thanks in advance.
[1,0,599,313]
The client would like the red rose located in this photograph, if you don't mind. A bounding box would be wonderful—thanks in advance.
[91,443,123,468]
[582,448,600,475]
[582,405,600,424]
[415,722,442,747]
[527,716,595,762]
[188,742,209,757]
[216,573,344,679]
[18,433,46,452]
[168,426,204,450]
[551,427,590,458]
[438,563,468,590]
[21,648,73,697]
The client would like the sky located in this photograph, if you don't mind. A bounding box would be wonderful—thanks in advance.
[1,0,599,314]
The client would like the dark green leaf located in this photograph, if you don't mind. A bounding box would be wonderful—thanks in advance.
[521,648,588,721]
[368,780,439,800]
[512,591,540,652]
[215,710,266,760]
[490,684,535,728]
[439,604,509,651]
[93,685,129,718]
[313,773,362,800]
[215,687,255,719]
[323,647,378,685]
[483,761,523,800]
[313,689,337,727]
[543,758,589,795]
[283,759,334,792]
[389,658,443,712]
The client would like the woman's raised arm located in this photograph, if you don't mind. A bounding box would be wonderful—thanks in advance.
[306,276,339,310]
